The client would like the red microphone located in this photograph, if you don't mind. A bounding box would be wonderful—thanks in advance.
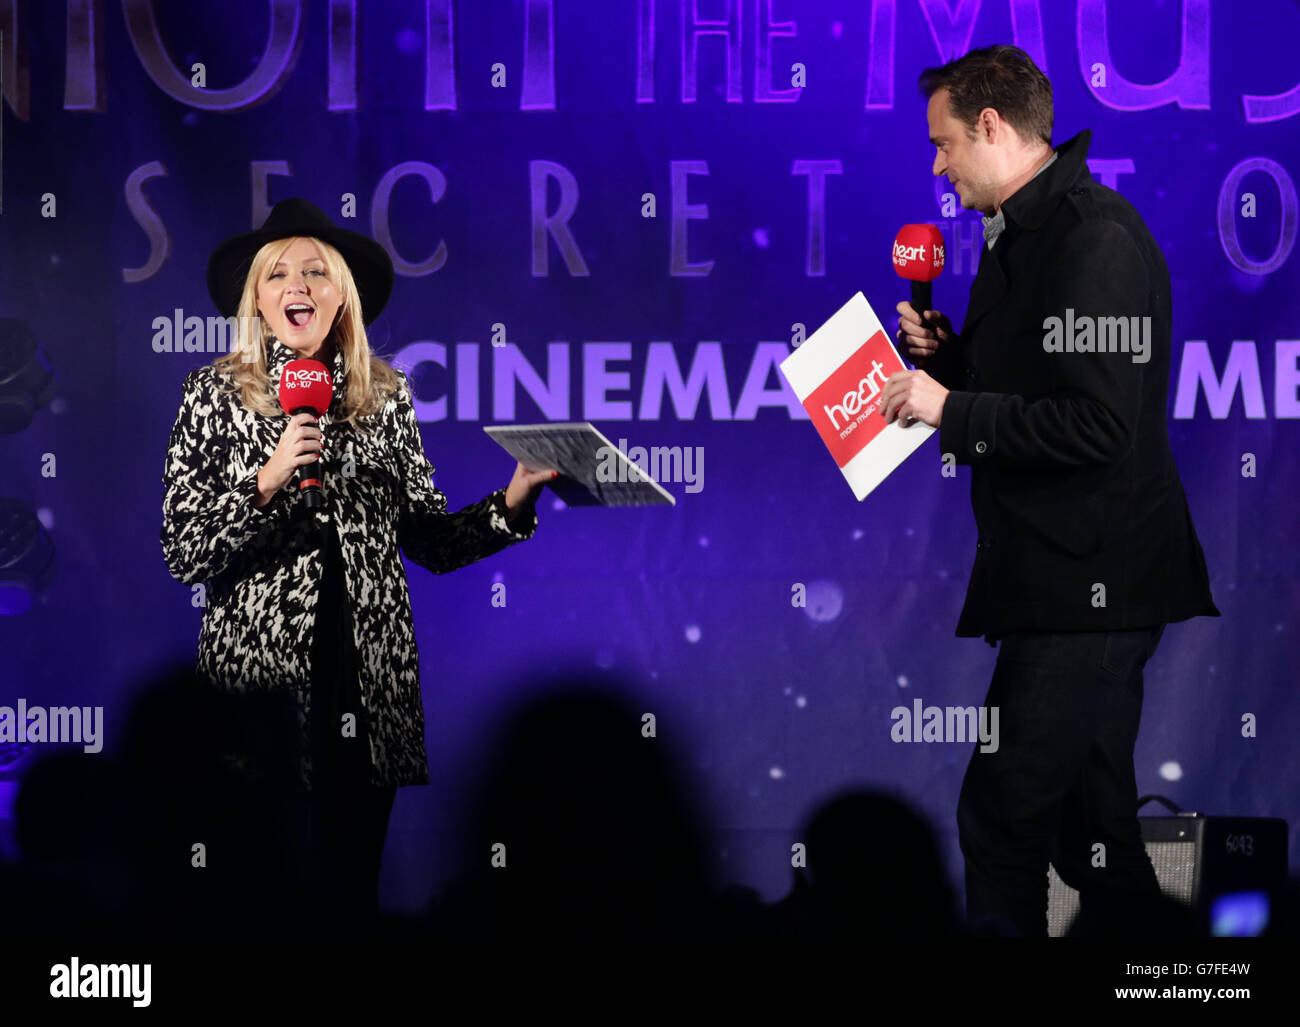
[892,223,946,363]
[277,359,334,509]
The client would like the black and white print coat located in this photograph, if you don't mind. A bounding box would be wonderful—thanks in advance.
[161,338,536,789]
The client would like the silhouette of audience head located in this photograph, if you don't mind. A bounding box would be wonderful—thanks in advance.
[433,672,718,934]
[787,789,960,935]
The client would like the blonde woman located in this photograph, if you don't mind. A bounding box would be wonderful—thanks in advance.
[161,198,553,921]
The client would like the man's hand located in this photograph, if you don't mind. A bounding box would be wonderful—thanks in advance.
[880,369,948,428]
[896,301,955,361]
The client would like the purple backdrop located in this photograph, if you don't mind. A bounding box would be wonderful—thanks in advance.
[0,0,1297,908]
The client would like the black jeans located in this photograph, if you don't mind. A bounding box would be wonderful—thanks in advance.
[296,778,396,925]
[957,625,1165,936]
[299,517,396,924]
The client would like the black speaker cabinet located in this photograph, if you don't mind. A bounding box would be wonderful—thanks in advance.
[1047,814,1288,937]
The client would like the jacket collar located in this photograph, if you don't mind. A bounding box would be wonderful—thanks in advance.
[957,133,1094,342]
[267,336,345,376]
[999,129,1092,234]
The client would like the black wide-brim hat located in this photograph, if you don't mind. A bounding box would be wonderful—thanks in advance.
[206,198,395,325]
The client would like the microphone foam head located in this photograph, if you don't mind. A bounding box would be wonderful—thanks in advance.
[892,223,946,282]
[278,359,334,416]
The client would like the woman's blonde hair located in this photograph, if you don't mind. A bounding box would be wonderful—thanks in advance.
[212,235,400,428]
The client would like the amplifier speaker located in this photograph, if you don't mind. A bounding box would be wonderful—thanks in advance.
[1047,814,1288,937]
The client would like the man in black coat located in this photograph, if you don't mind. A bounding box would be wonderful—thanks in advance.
[883,45,1219,937]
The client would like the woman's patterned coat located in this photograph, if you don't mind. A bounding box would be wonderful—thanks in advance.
[160,338,536,789]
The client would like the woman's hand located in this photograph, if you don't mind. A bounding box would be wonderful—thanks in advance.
[255,412,324,507]
[504,462,558,523]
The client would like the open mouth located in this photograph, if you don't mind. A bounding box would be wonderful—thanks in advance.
[284,303,315,329]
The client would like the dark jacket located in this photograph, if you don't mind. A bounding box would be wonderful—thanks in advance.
[922,130,1219,639]
[161,338,537,788]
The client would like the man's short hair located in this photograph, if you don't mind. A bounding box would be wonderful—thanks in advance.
[919,44,1053,146]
